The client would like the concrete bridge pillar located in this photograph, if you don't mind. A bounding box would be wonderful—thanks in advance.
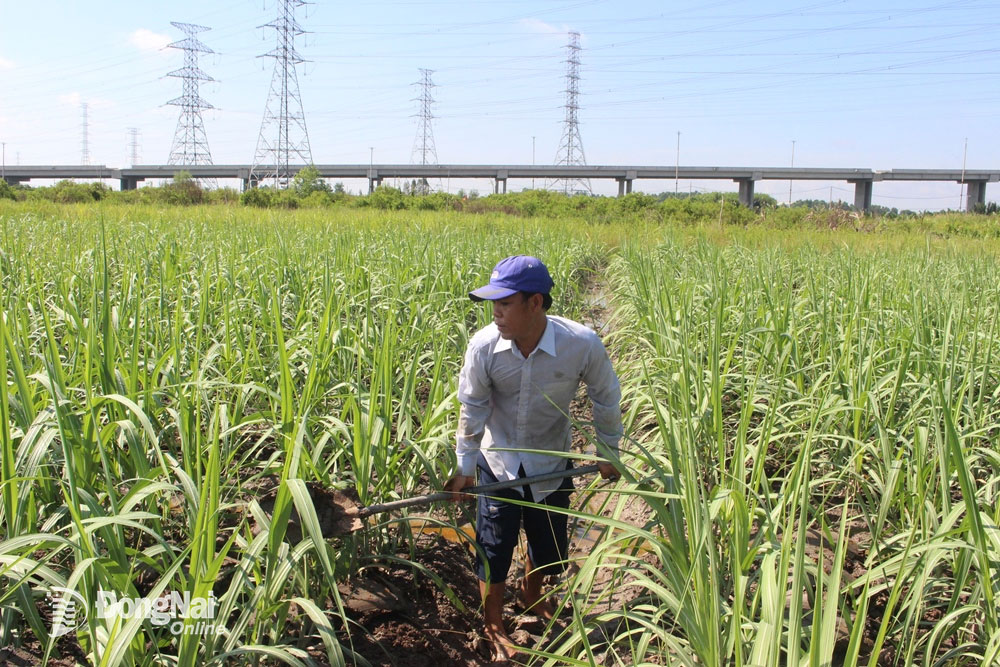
[120,177,138,191]
[849,179,873,213]
[615,179,634,196]
[494,178,507,194]
[237,169,252,192]
[735,178,756,207]
[964,180,987,211]
[368,174,382,194]
[617,173,636,196]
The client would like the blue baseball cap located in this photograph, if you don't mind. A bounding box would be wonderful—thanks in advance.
[469,255,554,302]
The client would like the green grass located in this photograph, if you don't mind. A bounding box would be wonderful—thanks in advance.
[1,202,999,665]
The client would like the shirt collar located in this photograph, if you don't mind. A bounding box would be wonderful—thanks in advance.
[537,317,556,356]
[492,317,556,357]
[493,335,512,354]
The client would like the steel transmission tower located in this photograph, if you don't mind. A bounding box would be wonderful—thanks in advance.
[80,102,90,165]
[250,0,313,189]
[127,127,141,166]
[166,22,215,170]
[410,68,438,194]
[550,31,591,195]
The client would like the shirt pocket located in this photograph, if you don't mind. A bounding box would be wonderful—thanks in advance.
[537,378,580,406]
[490,363,523,395]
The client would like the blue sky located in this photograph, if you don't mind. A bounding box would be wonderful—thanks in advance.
[1,0,997,209]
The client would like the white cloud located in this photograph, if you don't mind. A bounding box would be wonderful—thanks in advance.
[0,56,13,70]
[520,18,572,36]
[128,28,171,53]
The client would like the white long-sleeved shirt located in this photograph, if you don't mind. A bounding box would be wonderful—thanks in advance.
[456,315,622,500]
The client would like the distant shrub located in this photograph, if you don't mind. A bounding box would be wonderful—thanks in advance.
[240,185,305,208]
[0,180,14,201]
[616,192,659,213]
[206,187,241,205]
[44,180,109,203]
[272,189,300,209]
[161,171,204,205]
[362,186,406,210]
[241,187,274,208]
[413,191,459,210]
[760,206,812,229]
[301,190,333,208]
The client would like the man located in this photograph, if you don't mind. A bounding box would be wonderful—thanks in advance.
[443,255,622,662]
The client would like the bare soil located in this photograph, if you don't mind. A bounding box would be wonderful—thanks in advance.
[338,535,492,666]
[0,617,89,666]
[338,486,654,667]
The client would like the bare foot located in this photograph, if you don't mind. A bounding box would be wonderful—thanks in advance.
[484,625,521,662]
[517,581,558,621]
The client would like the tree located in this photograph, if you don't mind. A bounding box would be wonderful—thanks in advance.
[163,171,204,205]
[292,165,331,198]
[752,193,778,210]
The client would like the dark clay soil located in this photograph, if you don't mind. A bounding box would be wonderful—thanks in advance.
[339,536,501,666]
[0,638,86,666]
[339,531,613,667]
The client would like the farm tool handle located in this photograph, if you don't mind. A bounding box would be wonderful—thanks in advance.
[358,464,602,519]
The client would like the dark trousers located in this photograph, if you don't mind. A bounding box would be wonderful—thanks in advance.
[474,453,573,584]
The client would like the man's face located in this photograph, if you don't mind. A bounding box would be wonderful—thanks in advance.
[492,294,540,340]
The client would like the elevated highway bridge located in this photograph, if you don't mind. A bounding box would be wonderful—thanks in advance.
[3,164,997,212]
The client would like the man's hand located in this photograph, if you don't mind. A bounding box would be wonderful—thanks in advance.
[442,474,476,502]
[597,461,620,481]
